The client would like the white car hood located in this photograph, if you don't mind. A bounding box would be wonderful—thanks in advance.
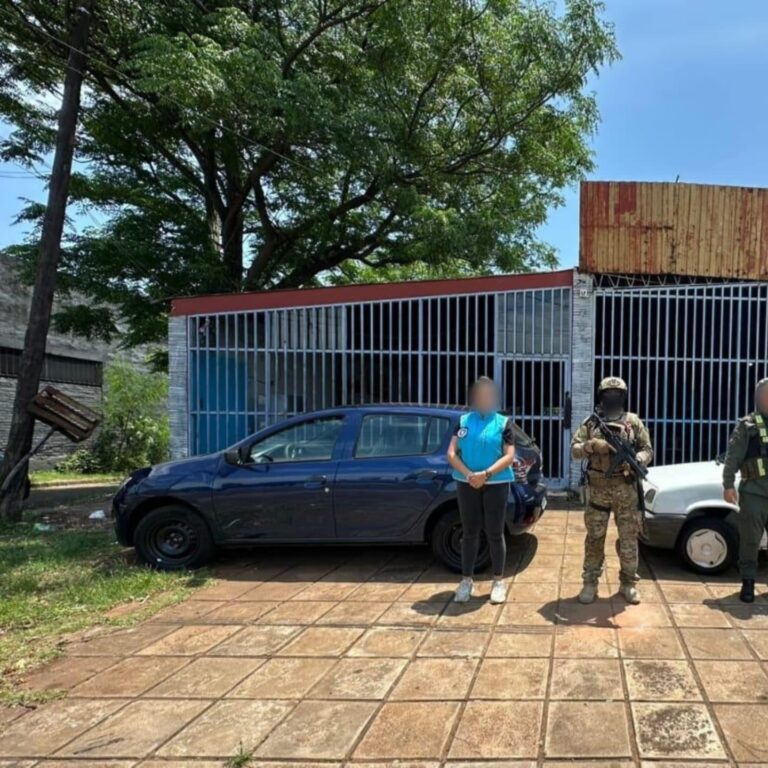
[646,460,721,491]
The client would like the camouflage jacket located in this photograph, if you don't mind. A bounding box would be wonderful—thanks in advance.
[571,412,654,474]
[723,413,768,498]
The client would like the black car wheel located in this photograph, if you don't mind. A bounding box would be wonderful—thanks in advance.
[134,506,214,570]
[430,507,490,574]
[677,516,737,575]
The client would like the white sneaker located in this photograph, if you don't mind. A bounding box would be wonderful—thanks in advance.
[490,580,507,604]
[454,577,473,603]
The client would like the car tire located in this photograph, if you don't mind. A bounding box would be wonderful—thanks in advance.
[134,506,215,571]
[430,507,490,574]
[677,516,737,575]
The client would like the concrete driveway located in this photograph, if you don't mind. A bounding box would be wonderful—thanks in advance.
[2,508,768,766]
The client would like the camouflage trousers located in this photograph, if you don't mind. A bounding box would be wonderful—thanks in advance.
[582,481,640,586]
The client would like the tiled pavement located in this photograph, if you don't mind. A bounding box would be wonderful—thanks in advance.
[3,509,768,767]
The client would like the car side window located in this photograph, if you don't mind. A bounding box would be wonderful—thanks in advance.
[355,414,449,458]
[249,417,344,464]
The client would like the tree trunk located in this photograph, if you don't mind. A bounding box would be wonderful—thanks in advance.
[0,1,95,522]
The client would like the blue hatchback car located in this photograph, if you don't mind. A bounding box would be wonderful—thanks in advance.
[113,405,547,571]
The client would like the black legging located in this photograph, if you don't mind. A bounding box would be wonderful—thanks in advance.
[457,481,509,577]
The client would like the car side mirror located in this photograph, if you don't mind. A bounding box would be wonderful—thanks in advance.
[223,449,241,465]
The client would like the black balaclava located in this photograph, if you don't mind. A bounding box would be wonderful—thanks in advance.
[599,389,626,421]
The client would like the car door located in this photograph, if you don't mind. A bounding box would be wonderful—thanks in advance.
[212,414,349,540]
[333,412,453,540]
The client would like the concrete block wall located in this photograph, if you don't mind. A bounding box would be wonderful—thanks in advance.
[569,269,596,487]
[168,316,188,460]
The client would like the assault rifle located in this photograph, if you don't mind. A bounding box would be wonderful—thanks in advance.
[588,410,649,518]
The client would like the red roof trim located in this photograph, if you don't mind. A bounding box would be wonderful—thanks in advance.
[170,269,574,316]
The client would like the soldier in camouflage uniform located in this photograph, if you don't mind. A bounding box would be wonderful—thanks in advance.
[571,377,653,605]
[722,377,768,603]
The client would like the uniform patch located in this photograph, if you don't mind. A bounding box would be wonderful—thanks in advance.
[457,427,468,438]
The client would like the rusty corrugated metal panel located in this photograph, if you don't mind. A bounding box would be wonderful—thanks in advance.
[580,180,768,280]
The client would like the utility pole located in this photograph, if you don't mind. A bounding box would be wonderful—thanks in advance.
[0,1,95,521]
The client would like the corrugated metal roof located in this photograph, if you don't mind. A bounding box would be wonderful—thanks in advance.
[580,180,768,280]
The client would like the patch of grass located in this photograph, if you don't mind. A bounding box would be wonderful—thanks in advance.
[226,742,255,768]
[0,522,210,704]
[29,470,124,487]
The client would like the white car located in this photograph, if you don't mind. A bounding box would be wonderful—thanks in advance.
[642,460,767,575]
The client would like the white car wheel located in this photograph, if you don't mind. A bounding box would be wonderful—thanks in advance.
[679,516,736,575]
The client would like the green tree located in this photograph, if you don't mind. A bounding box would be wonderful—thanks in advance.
[1,0,617,346]
[61,360,170,474]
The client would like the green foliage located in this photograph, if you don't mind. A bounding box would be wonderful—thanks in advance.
[0,1,618,345]
[60,360,170,474]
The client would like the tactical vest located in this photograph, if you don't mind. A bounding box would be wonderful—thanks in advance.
[741,413,768,480]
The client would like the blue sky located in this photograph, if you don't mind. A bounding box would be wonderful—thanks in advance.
[2,1,768,269]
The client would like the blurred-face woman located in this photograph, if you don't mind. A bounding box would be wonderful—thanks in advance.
[446,377,516,604]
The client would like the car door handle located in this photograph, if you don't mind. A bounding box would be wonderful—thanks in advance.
[304,475,328,489]
[405,469,439,481]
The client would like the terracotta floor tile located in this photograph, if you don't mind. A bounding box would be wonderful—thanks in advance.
[137,625,240,655]
[291,581,359,602]
[138,762,229,768]
[659,583,715,603]
[348,627,426,657]
[203,601,279,623]
[724,605,768,629]
[694,659,768,702]
[439,601,501,627]
[64,624,179,656]
[742,628,768,659]
[56,699,209,759]
[195,580,266,600]
[258,700,377,759]
[624,660,701,701]
[33,761,135,767]
[681,628,754,659]
[546,701,631,758]
[278,626,364,656]
[505,582,559,603]
[618,627,685,659]
[347,581,410,602]
[545,762,633,768]
[228,657,335,699]
[514,567,562,583]
[157,699,293,757]
[149,599,225,622]
[241,581,310,601]
[668,603,732,628]
[611,602,672,628]
[257,600,336,625]
[70,656,188,697]
[486,629,553,657]
[471,658,548,699]
[555,598,618,628]
[355,701,460,759]
[499,601,558,627]
[0,699,122,757]
[398,582,457,603]
[450,701,542,759]
[309,657,405,699]
[632,702,725,759]
[391,658,477,700]
[21,655,117,692]
[376,601,447,626]
[550,658,623,700]
[714,703,768,762]
[417,629,488,657]
[707,584,748,603]
[210,625,299,656]
[149,657,263,698]
[315,601,388,625]
[554,626,619,658]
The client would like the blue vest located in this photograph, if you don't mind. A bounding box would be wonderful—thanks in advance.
[452,411,514,483]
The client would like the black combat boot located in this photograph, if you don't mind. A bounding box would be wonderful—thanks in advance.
[740,579,755,603]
